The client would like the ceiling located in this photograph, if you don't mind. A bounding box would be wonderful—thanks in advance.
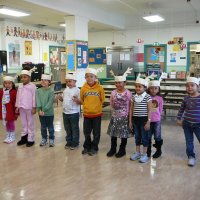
[0,0,200,31]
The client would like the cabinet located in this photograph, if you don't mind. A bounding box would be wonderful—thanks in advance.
[106,46,138,78]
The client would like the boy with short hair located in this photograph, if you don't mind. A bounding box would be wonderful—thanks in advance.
[75,68,105,156]
[58,73,80,150]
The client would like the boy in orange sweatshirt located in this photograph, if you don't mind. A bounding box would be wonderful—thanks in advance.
[75,68,105,156]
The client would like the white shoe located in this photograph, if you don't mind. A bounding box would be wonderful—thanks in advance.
[3,132,10,143]
[188,157,196,167]
[139,154,148,163]
[130,152,141,161]
[7,132,15,143]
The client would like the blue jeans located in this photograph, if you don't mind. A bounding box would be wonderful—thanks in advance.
[183,121,200,158]
[133,117,149,147]
[83,116,101,151]
[39,116,54,140]
[63,113,80,146]
[149,121,162,141]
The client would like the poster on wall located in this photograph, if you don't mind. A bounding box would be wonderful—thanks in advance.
[8,42,20,67]
[25,41,32,55]
[49,47,59,65]
[170,53,176,62]
[150,48,159,61]
[60,51,66,65]
[66,41,76,71]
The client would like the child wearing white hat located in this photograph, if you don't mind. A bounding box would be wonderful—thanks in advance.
[107,68,133,158]
[0,76,18,143]
[57,72,80,150]
[129,74,152,163]
[147,75,164,159]
[177,76,200,167]
[36,74,55,147]
[79,67,105,156]
[16,68,37,147]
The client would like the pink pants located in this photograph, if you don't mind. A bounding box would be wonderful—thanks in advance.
[19,108,35,142]
[6,121,15,132]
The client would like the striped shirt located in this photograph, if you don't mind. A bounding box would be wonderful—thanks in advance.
[177,95,200,123]
[132,92,152,117]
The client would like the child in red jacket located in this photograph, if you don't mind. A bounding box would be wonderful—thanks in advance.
[0,76,17,143]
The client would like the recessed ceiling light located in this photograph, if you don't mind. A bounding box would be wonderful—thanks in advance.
[0,6,30,17]
[143,15,164,22]
[60,23,66,27]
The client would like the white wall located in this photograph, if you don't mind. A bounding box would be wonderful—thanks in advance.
[89,25,200,72]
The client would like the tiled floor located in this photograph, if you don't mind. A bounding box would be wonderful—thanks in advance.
[0,106,200,200]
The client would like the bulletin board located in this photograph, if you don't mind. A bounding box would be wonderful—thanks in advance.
[49,46,65,66]
[89,48,106,65]
[144,44,167,72]
[76,41,88,69]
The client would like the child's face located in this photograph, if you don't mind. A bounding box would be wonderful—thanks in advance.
[186,82,199,95]
[149,86,159,96]
[4,81,13,90]
[85,73,96,86]
[66,79,76,88]
[20,74,30,85]
[41,79,50,88]
[135,83,145,95]
[115,81,126,91]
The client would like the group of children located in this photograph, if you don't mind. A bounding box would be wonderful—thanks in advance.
[1,66,200,167]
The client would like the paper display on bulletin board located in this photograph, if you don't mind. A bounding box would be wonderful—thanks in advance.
[25,41,32,55]
[8,42,20,67]
[76,41,88,69]
[89,48,106,64]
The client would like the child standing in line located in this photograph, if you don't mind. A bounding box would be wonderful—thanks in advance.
[177,77,200,167]
[129,75,152,163]
[57,73,80,150]
[107,68,133,158]
[16,69,36,147]
[36,74,55,147]
[147,77,164,158]
[0,76,17,143]
[74,68,105,156]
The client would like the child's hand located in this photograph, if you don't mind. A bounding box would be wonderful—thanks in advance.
[39,110,44,116]
[57,95,63,101]
[144,121,150,131]
[177,120,183,126]
[15,108,19,114]
[32,108,36,115]
[73,96,80,104]
[129,121,133,130]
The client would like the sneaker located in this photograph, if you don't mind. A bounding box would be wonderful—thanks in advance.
[139,154,148,163]
[70,144,79,150]
[88,149,98,156]
[188,157,196,167]
[40,139,48,146]
[82,149,89,155]
[130,152,141,161]
[65,143,71,149]
[49,139,55,147]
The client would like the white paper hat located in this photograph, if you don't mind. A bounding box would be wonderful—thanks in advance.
[186,77,199,85]
[66,73,77,80]
[20,70,32,77]
[85,67,104,76]
[110,67,133,82]
[41,74,51,81]
[148,80,160,87]
[3,76,14,82]
[136,77,148,87]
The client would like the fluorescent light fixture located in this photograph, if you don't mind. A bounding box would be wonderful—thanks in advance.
[0,6,30,17]
[60,23,66,27]
[143,15,164,22]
